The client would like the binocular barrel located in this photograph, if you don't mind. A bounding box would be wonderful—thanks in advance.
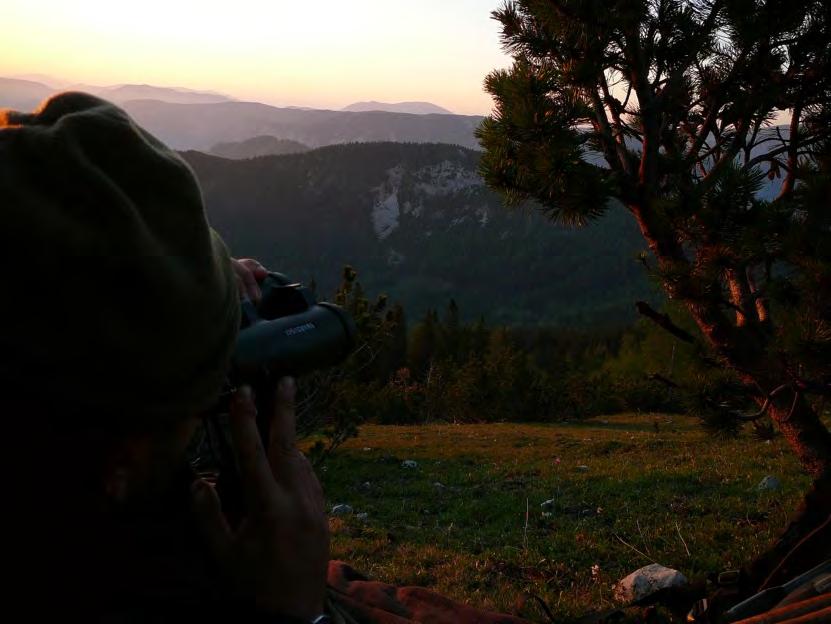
[233,300,357,377]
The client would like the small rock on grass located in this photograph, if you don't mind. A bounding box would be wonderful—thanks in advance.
[402,460,418,469]
[757,475,781,491]
[356,512,369,522]
[331,504,353,516]
[614,563,688,604]
[576,465,590,472]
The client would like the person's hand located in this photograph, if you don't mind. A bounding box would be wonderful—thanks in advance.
[231,258,269,302]
[191,378,329,619]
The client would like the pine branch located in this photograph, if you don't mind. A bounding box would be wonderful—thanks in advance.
[635,301,696,344]
[699,120,750,193]
[589,88,626,176]
[648,372,681,389]
[735,384,789,421]
[596,75,636,176]
[745,134,826,170]
[776,101,803,201]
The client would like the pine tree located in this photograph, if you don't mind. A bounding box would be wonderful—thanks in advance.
[469,315,490,358]
[408,309,440,377]
[388,303,409,375]
[478,0,831,589]
[375,303,408,382]
[440,299,462,361]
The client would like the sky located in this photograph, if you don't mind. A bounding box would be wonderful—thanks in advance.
[1,0,512,115]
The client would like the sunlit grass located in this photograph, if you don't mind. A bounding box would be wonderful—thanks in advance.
[314,414,807,622]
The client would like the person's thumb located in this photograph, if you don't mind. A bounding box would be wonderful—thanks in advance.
[191,479,232,561]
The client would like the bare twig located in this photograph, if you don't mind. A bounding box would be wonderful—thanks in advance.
[614,533,654,563]
[675,522,691,557]
[783,390,802,423]
[736,384,789,421]
[528,593,558,623]
[635,301,696,344]
[637,519,651,556]
[745,134,825,170]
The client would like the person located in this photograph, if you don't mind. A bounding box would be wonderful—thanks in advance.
[1,91,538,624]
[0,92,330,623]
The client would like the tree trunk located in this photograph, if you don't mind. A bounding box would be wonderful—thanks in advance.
[743,395,831,590]
[744,467,831,590]
[725,267,755,327]
[766,392,831,479]
[630,203,831,591]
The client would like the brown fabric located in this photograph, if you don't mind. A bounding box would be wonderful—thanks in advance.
[731,593,831,624]
[734,595,831,624]
[327,561,534,624]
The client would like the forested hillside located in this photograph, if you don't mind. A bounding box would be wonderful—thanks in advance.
[184,142,657,327]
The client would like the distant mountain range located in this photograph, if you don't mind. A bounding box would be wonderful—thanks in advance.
[183,142,657,327]
[0,77,483,151]
[120,100,483,151]
[4,78,454,116]
[0,77,232,111]
[342,101,453,115]
[0,78,51,112]
[95,84,231,105]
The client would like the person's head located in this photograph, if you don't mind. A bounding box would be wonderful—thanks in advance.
[0,92,240,503]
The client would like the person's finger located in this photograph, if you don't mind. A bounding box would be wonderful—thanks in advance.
[238,258,269,280]
[267,377,302,485]
[229,386,278,510]
[271,377,297,449]
[234,275,247,299]
[295,454,326,517]
[239,266,262,303]
[268,378,324,515]
[190,479,232,562]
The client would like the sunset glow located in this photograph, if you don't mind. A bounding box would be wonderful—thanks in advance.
[1,0,510,114]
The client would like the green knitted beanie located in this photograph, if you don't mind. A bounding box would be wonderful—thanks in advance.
[0,92,240,427]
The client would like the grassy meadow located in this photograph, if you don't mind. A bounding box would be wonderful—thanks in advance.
[314,413,810,622]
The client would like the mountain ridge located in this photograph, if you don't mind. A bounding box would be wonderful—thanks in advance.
[342,101,453,115]
[209,136,310,159]
[122,99,484,151]
[0,77,234,111]
[1,77,482,151]
[183,142,657,326]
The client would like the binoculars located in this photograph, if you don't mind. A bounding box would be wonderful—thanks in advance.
[233,271,357,378]
[190,271,357,517]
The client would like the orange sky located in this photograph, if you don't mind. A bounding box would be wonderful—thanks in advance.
[1,0,512,115]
